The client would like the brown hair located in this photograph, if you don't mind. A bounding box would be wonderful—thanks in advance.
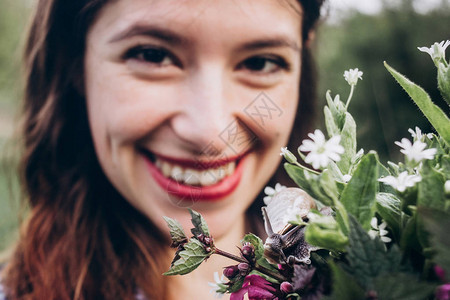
[3,0,325,299]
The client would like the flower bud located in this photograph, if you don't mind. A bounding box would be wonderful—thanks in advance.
[223,265,239,279]
[241,243,255,261]
[280,282,293,294]
[237,262,250,276]
[280,147,298,164]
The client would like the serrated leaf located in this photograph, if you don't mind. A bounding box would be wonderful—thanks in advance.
[419,207,450,275]
[347,215,402,289]
[189,209,210,237]
[375,193,401,240]
[163,216,188,246]
[340,153,378,230]
[384,62,450,145]
[322,261,365,300]
[164,238,211,275]
[336,113,357,174]
[373,272,436,300]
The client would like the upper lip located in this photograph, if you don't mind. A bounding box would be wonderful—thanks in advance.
[140,148,251,170]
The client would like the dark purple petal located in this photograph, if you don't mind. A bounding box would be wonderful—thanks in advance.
[247,286,275,299]
[436,283,450,300]
[244,275,276,292]
[435,265,448,282]
[230,288,248,300]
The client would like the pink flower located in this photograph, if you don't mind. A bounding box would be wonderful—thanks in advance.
[436,284,450,300]
[230,275,276,300]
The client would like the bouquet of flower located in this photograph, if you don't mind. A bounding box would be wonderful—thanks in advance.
[163,40,450,300]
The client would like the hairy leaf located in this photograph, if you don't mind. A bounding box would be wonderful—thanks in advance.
[375,193,401,240]
[323,262,365,300]
[384,62,450,145]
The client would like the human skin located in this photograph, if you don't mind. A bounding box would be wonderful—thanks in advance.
[84,0,303,297]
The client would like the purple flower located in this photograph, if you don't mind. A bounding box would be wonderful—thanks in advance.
[436,284,450,300]
[230,275,276,300]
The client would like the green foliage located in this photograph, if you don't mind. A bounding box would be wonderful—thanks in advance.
[420,208,450,275]
[340,152,378,230]
[323,262,365,300]
[373,272,436,300]
[189,208,210,237]
[346,215,403,289]
[164,238,212,276]
[163,216,187,246]
[385,62,450,145]
[317,7,450,162]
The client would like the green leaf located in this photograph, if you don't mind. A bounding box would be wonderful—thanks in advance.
[340,152,378,230]
[373,273,436,300]
[420,207,450,275]
[305,219,348,252]
[323,261,365,300]
[319,169,340,203]
[384,61,450,145]
[417,160,445,210]
[347,215,402,289]
[375,193,401,240]
[336,113,357,174]
[227,276,245,293]
[400,212,421,253]
[284,163,333,206]
[164,238,212,275]
[438,63,450,106]
[189,209,210,237]
[324,106,340,137]
[163,216,188,246]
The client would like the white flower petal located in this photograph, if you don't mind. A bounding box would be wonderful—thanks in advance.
[370,217,378,229]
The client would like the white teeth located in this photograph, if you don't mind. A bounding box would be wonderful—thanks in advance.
[200,171,218,186]
[171,166,184,182]
[154,157,236,187]
[184,169,200,185]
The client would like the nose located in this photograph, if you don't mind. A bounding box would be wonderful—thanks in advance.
[170,65,236,156]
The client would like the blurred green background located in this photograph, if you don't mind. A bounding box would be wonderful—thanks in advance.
[0,0,449,251]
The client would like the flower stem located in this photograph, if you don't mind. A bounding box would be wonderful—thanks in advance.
[345,84,355,110]
[214,248,287,282]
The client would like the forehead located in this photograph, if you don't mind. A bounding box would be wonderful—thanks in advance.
[89,0,303,46]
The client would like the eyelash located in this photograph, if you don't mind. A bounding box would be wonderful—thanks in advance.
[123,45,290,74]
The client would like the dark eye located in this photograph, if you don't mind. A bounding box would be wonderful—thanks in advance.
[240,56,289,73]
[124,46,176,66]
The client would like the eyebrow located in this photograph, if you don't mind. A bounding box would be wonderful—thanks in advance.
[109,24,189,46]
[109,24,301,52]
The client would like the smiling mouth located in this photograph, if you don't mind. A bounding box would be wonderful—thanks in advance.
[140,149,246,187]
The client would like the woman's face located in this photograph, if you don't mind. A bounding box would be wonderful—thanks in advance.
[84,0,303,237]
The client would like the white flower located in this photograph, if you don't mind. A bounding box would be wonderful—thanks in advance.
[418,40,450,64]
[207,272,227,298]
[408,127,433,141]
[368,217,392,243]
[378,171,422,192]
[343,68,363,86]
[298,129,345,170]
[395,138,437,163]
[263,183,286,205]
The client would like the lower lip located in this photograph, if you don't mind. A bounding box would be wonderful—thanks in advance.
[144,155,246,202]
